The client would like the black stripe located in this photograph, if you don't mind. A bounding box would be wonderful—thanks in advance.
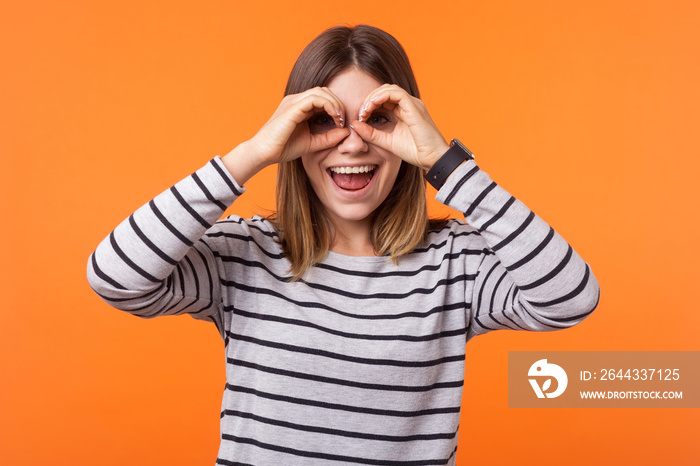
[444,165,480,205]
[550,306,596,323]
[137,284,192,318]
[224,384,461,418]
[489,270,527,331]
[472,261,500,331]
[109,232,160,283]
[183,254,200,299]
[530,264,592,307]
[89,253,126,290]
[413,229,481,254]
[520,245,573,291]
[464,181,497,218]
[192,242,216,314]
[506,227,554,271]
[487,268,508,326]
[149,200,193,246]
[209,158,243,196]
[207,232,285,259]
[549,288,600,322]
[175,260,186,298]
[192,172,227,211]
[214,217,279,238]
[509,285,568,330]
[90,285,161,303]
[509,287,567,329]
[492,211,535,252]
[169,186,211,229]
[212,247,487,280]
[220,434,452,465]
[224,409,457,442]
[160,295,197,317]
[500,284,528,328]
[229,307,467,342]
[228,358,464,392]
[426,220,464,235]
[221,271,476,301]
[228,332,465,367]
[479,196,515,231]
[209,219,483,268]
[314,248,489,278]
[516,303,571,329]
[128,215,177,265]
[215,460,255,466]
[227,298,464,322]
[207,314,223,339]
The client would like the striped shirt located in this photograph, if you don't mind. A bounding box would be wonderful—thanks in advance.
[87,156,600,465]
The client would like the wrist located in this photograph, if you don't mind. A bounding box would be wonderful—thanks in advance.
[424,139,474,190]
[421,142,451,171]
[222,140,271,186]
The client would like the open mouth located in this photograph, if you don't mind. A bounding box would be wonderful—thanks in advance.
[328,165,377,191]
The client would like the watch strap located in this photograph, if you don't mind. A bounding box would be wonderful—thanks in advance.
[425,139,474,190]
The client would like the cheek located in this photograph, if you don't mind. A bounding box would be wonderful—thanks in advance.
[384,157,403,185]
[300,155,327,195]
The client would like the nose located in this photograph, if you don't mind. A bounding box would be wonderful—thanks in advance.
[337,126,368,155]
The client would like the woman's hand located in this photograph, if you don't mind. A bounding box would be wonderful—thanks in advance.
[223,87,350,185]
[350,84,449,171]
[250,87,351,165]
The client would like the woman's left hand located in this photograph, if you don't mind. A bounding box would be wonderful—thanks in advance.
[350,84,449,171]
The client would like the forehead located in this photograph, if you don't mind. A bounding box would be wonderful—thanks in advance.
[325,68,383,108]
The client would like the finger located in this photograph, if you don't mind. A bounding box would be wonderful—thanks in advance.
[296,88,346,128]
[359,87,414,123]
[350,121,392,152]
[308,127,350,152]
[320,87,346,127]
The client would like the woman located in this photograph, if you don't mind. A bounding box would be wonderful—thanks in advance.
[88,25,599,465]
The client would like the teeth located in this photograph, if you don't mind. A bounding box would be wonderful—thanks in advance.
[330,165,376,174]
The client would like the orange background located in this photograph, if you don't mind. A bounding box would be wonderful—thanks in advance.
[1,1,698,464]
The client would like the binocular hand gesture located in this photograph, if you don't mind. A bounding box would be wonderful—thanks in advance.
[350,84,449,171]
[249,87,350,166]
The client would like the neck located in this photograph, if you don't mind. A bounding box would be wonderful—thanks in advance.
[329,217,376,257]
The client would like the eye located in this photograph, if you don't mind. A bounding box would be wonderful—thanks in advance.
[367,112,390,127]
[307,112,335,134]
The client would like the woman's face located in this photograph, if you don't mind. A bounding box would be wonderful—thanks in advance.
[301,67,402,231]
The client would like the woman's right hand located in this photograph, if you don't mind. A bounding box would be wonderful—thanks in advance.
[223,87,350,185]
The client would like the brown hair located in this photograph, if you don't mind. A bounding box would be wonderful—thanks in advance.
[275,25,446,280]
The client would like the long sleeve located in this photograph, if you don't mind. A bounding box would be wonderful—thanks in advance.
[435,160,600,339]
[87,157,244,333]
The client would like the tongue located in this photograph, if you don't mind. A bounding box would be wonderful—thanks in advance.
[331,172,373,190]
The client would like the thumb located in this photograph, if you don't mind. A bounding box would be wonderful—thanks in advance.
[350,121,392,151]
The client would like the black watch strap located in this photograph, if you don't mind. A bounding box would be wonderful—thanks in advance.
[425,139,474,190]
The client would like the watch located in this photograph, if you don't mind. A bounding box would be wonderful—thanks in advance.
[424,139,474,190]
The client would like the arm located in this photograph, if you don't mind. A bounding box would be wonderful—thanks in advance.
[352,85,599,336]
[87,88,351,330]
[86,157,243,332]
[437,160,600,338]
